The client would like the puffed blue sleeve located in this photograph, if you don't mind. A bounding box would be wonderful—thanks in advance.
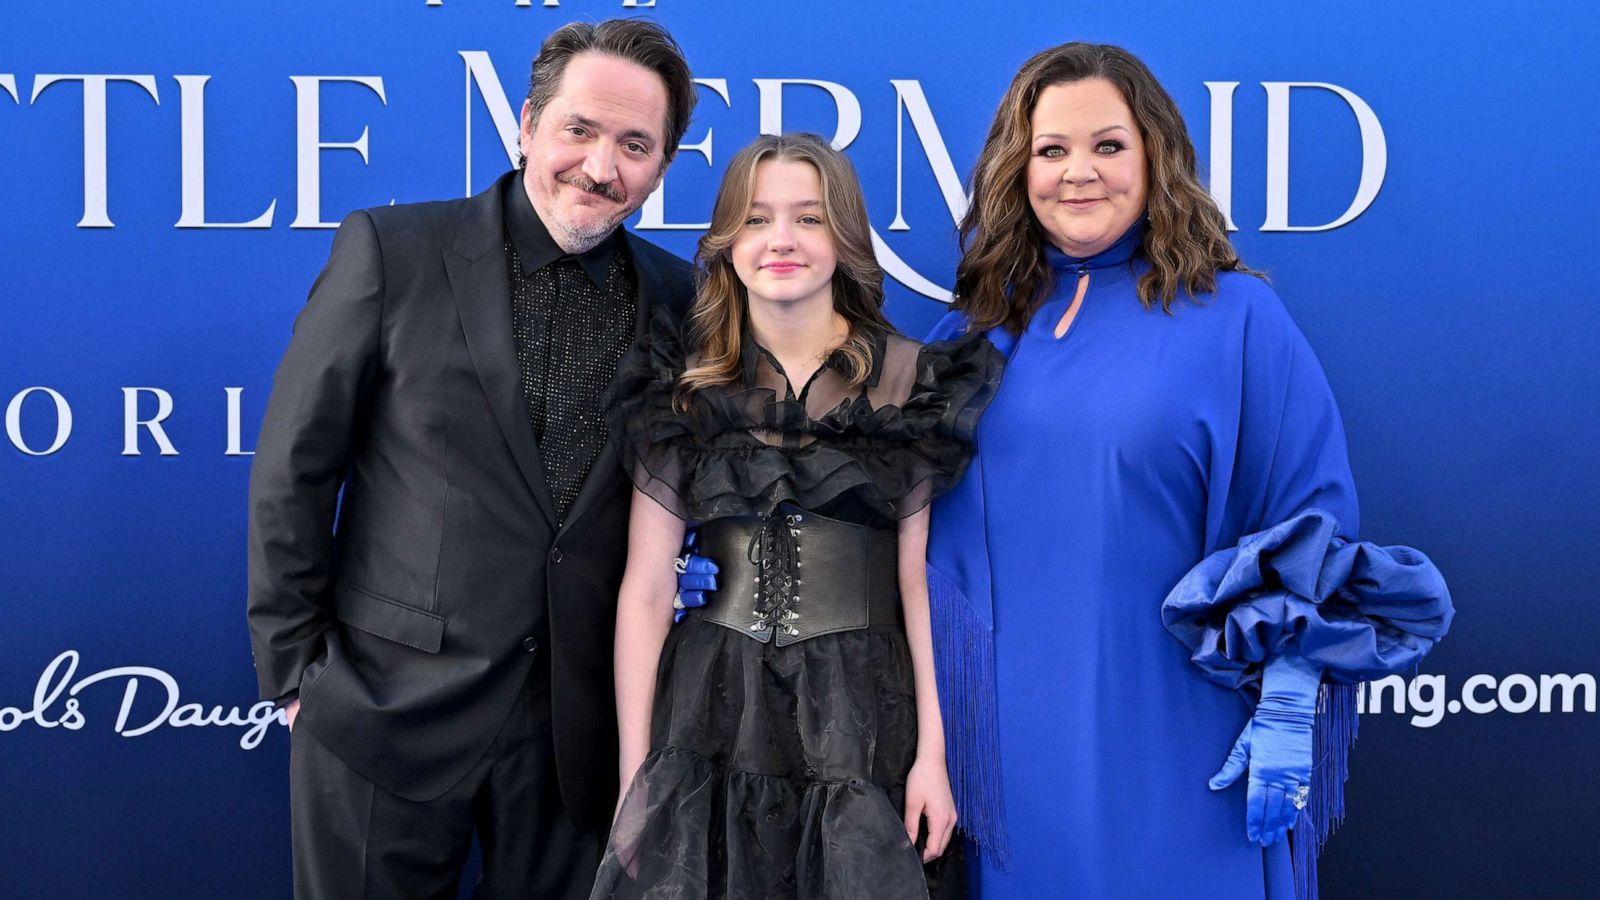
[1162,508,1453,689]
[1161,285,1454,887]
[1164,283,1453,689]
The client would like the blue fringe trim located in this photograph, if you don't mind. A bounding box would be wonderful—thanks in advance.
[1293,681,1359,900]
[927,563,1013,870]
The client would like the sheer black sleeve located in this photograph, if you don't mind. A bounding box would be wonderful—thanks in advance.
[606,309,699,520]
[871,333,1005,517]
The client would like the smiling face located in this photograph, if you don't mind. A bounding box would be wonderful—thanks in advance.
[1026,78,1148,258]
[518,52,669,253]
[731,158,838,311]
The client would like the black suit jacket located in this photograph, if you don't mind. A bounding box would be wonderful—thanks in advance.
[246,170,693,824]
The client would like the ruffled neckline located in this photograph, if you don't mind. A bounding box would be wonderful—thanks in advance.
[737,319,889,395]
[605,309,1005,523]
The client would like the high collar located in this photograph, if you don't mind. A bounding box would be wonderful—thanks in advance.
[503,172,616,287]
[1044,216,1145,273]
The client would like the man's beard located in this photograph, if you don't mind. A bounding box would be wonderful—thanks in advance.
[547,172,631,254]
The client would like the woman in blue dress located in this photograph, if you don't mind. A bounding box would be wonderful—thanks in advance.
[923,43,1455,900]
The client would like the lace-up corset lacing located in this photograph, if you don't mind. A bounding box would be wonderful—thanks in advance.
[746,510,804,637]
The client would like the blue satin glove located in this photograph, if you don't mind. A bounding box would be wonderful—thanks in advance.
[1209,652,1322,846]
[672,529,719,623]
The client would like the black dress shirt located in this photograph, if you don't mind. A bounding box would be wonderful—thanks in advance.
[503,177,639,523]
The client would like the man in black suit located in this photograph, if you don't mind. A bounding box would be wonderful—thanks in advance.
[246,20,697,899]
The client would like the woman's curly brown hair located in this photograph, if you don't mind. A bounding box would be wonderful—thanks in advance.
[955,42,1261,334]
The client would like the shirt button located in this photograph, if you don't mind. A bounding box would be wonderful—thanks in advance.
[522,636,539,654]
[550,548,564,564]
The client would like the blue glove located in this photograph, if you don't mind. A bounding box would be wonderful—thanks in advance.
[672,528,719,623]
[1208,652,1322,846]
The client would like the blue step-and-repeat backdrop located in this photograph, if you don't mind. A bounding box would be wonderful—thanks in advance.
[3,2,1597,897]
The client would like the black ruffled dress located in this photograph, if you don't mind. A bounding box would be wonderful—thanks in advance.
[589,311,1003,900]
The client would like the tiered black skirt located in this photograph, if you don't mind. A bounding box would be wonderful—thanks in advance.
[589,618,964,899]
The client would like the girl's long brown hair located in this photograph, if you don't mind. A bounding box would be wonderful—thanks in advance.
[676,133,891,409]
[955,42,1260,334]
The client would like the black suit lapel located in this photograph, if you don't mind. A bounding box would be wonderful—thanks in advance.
[559,232,672,533]
[444,173,559,528]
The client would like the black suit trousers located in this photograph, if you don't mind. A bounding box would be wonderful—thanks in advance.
[289,666,602,900]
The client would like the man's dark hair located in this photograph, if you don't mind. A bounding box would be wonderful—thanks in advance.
[521,19,696,168]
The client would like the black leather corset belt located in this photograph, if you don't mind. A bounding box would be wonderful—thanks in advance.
[692,504,902,646]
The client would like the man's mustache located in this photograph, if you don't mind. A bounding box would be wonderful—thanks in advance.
[558,172,626,203]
